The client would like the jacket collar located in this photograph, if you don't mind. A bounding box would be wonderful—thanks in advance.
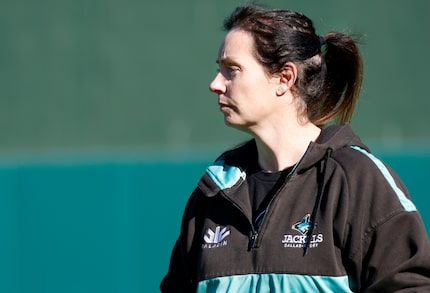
[199,123,368,196]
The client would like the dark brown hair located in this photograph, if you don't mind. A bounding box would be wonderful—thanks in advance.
[224,4,363,126]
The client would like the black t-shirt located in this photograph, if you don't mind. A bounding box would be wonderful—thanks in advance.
[246,160,292,228]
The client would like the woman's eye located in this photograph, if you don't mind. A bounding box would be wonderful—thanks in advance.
[217,65,240,79]
[226,66,240,78]
[228,66,240,72]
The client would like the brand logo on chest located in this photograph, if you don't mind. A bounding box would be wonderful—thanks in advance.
[202,225,230,249]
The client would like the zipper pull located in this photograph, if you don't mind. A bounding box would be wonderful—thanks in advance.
[248,231,259,250]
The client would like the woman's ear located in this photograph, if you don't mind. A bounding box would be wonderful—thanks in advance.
[276,62,297,96]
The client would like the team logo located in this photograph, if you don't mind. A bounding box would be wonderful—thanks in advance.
[292,214,313,235]
[282,214,324,248]
[202,225,230,249]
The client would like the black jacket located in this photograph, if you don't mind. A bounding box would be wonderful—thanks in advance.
[161,124,430,292]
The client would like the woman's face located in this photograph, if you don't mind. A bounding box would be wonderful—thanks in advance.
[209,29,281,132]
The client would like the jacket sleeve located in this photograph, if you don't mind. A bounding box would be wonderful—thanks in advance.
[160,189,202,293]
[341,151,430,292]
[361,211,430,292]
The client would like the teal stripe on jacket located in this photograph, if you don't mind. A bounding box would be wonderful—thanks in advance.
[206,160,246,190]
[350,146,416,212]
[197,273,353,293]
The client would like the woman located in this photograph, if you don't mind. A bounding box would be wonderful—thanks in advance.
[161,4,430,292]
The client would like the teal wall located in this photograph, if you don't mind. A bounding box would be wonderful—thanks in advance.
[1,0,429,292]
[0,152,429,293]
[0,158,207,292]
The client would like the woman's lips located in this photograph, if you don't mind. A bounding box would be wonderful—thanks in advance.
[219,103,230,112]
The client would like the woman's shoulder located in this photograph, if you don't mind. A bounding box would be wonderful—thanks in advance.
[331,144,382,173]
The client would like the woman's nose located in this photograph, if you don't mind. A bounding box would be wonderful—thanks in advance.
[209,72,226,94]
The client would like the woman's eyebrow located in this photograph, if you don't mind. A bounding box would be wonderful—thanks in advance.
[216,57,237,66]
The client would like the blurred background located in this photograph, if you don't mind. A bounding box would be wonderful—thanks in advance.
[0,0,429,292]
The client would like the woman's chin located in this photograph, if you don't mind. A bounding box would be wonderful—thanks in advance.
[223,118,249,132]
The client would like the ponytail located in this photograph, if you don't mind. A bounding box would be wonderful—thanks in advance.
[313,32,363,125]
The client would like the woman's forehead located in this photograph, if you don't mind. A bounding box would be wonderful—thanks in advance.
[217,29,254,61]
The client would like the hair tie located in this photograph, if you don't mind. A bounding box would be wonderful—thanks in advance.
[319,35,326,47]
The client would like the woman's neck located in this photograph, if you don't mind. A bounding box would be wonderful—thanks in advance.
[253,122,321,172]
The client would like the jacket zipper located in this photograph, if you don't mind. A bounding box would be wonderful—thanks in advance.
[248,183,288,249]
[221,173,293,250]
[249,231,259,250]
[248,167,298,249]
[219,189,258,250]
